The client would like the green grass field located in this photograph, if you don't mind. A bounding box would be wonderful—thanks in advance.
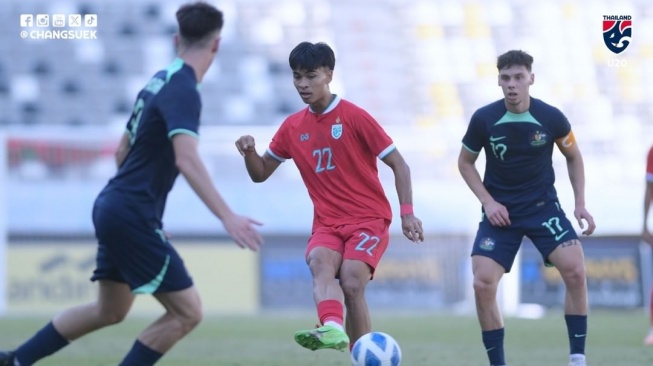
[0,310,651,365]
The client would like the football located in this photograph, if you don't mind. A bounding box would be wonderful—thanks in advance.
[350,331,402,366]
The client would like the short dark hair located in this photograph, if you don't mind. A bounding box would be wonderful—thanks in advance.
[497,50,534,72]
[288,42,336,72]
[176,2,223,46]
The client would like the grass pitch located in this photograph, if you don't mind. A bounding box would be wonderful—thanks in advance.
[0,310,651,365]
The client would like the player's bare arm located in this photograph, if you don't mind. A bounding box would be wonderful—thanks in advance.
[644,179,653,245]
[235,135,282,182]
[381,149,424,242]
[645,148,653,246]
[173,133,263,251]
[555,131,596,236]
[114,132,131,168]
[457,147,511,227]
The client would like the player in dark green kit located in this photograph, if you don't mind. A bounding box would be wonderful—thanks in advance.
[458,50,596,366]
[0,2,262,365]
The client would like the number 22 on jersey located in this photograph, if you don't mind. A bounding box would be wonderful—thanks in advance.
[312,147,336,173]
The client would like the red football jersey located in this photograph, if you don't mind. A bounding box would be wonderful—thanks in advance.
[647,146,653,182]
[267,96,394,228]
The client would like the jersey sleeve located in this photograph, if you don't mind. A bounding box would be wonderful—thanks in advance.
[267,119,292,162]
[647,146,653,182]
[550,107,572,139]
[157,76,201,139]
[461,110,486,154]
[124,94,143,140]
[354,109,395,159]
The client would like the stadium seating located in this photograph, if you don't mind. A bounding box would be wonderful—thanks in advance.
[0,0,651,180]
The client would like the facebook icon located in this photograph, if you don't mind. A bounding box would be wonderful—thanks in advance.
[20,14,33,27]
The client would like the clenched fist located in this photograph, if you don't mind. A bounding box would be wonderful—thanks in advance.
[235,135,257,156]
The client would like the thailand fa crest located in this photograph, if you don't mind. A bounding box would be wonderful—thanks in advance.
[331,122,342,139]
[603,15,632,54]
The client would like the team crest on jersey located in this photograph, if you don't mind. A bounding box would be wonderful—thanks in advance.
[479,237,495,251]
[602,15,632,54]
[530,130,548,147]
[331,119,343,140]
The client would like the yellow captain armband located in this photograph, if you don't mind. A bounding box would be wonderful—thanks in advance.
[560,130,576,148]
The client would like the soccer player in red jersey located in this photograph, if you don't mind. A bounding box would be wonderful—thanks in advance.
[643,145,653,346]
[235,41,423,352]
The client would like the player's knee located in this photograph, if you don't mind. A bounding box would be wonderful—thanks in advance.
[173,304,203,333]
[180,304,204,331]
[339,275,366,298]
[97,307,129,326]
[473,276,498,298]
[184,313,202,333]
[308,257,338,279]
[560,262,586,289]
[307,257,324,274]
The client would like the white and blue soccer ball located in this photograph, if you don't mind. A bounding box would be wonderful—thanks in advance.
[350,331,402,366]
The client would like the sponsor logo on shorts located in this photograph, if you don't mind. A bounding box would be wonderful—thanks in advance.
[555,230,570,242]
[479,237,496,251]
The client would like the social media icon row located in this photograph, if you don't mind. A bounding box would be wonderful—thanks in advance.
[20,14,97,28]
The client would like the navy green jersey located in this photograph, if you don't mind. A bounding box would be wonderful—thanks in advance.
[96,58,200,224]
[462,97,571,214]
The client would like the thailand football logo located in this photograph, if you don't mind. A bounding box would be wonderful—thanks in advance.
[331,117,343,139]
[602,15,632,54]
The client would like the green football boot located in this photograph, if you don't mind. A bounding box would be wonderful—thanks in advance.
[294,324,350,352]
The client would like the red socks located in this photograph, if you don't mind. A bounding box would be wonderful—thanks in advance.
[317,299,344,326]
